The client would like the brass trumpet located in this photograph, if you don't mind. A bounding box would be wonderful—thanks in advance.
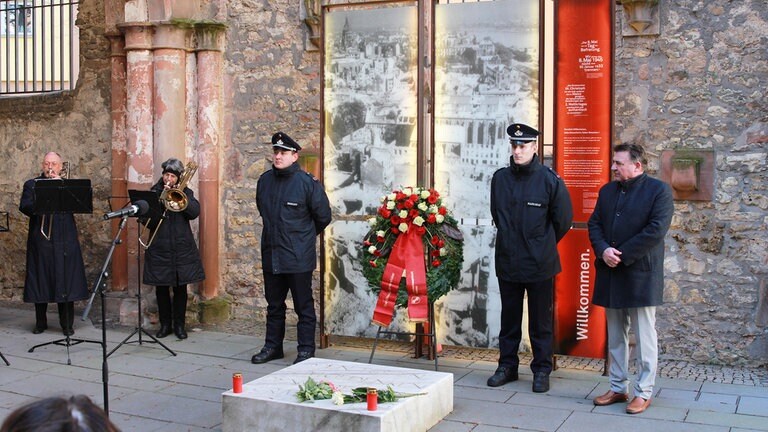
[140,161,198,249]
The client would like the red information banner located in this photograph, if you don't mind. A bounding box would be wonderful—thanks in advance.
[553,0,612,359]
[554,0,612,223]
[554,229,605,358]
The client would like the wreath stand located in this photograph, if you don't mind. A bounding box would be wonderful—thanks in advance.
[368,301,438,371]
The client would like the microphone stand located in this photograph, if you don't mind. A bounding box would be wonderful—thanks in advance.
[79,215,131,416]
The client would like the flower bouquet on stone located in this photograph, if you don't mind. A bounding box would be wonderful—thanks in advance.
[361,187,463,326]
[295,377,424,405]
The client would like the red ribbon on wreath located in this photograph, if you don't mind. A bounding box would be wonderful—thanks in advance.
[371,227,429,327]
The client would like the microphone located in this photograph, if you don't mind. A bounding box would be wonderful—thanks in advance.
[103,200,150,220]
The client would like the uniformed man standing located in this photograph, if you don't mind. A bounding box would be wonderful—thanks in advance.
[488,123,573,392]
[251,132,332,365]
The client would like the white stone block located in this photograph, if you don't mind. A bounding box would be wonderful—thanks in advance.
[222,358,453,432]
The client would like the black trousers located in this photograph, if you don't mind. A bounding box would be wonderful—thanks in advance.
[497,278,554,374]
[35,302,74,329]
[156,285,188,326]
[263,271,316,354]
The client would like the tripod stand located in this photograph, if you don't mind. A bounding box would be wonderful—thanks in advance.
[1,211,9,365]
[107,218,176,358]
[28,179,101,365]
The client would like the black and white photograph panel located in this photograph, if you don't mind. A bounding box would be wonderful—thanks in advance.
[433,0,540,220]
[323,220,415,339]
[323,5,419,217]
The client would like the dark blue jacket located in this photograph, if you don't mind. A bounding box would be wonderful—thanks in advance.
[256,163,332,274]
[491,155,573,283]
[588,173,674,308]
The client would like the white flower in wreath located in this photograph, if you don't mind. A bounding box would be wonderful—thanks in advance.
[417,202,428,211]
[386,200,396,210]
[368,245,377,254]
[420,189,430,199]
[435,214,445,223]
[375,230,386,237]
[428,205,439,214]
[387,193,397,201]
[413,216,425,226]
[368,217,377,227]
[398,210,408,219]
[398,222,409,233]
[403,187,413,195]
[440,247,447,256]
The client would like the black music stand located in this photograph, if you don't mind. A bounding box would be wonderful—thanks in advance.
[107,189,175,358]
[28,179,102,365]
[0,211,9,365]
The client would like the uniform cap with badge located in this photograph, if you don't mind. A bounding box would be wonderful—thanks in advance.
[271,131,302,152]
[507,123,539,146]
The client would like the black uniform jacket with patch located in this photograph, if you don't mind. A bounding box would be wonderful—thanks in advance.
[256,162,332,275]
[491,154,573,283]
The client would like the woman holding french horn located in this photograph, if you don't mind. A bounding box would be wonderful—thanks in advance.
[142,158,205,340]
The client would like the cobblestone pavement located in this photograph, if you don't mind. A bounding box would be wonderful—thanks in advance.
[3,300,765,387]
[199,315,768,387]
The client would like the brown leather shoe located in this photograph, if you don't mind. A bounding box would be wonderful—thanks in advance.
[593,390,629,406]
[626,396,651,414]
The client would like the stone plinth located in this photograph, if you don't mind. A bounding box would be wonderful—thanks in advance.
[221,358,453,432]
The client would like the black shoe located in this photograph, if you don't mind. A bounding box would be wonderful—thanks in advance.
[32,324,47,334]
[62,327,74,336]
[251,347,284,364]
[156,324,172,339]
[293,351,314,364]
[174,324,188,340]
[532,372,550,393]
[487,367,518,387]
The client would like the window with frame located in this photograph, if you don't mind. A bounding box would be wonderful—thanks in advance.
[1,0,79,95]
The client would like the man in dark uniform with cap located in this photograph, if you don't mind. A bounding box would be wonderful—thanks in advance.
[488,123,573,392]
[252,132,332,365]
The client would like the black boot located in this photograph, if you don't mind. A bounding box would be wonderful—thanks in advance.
[173,323,187,340]
[156,286,172,338]
[156,323,172,338]
[58,302,75,336]
[172,285,188,340]
[33,303,48,334]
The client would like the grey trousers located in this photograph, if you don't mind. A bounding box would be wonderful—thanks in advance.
[605,306,657,400]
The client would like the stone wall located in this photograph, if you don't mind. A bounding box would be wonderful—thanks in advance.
[221,0,323,323]
[614,0,767,366]
[0,0,113,300]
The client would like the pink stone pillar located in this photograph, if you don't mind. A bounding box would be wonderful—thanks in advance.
[123,25,156,293]
[196,26,225,299]
[152,25,188,172]
[108,34,129,291]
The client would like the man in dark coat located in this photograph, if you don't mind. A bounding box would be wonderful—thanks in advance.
[488,123,573,393]
[19,152,89,336]
[143,158,205,340]
[589,143,674,415]
[252,132,332,365]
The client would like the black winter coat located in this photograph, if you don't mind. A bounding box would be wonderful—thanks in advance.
[256,162,332,274]
[491,155,573,283]
[588,173,674,308]
[142,180,205,286]
[19,176,89,303]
